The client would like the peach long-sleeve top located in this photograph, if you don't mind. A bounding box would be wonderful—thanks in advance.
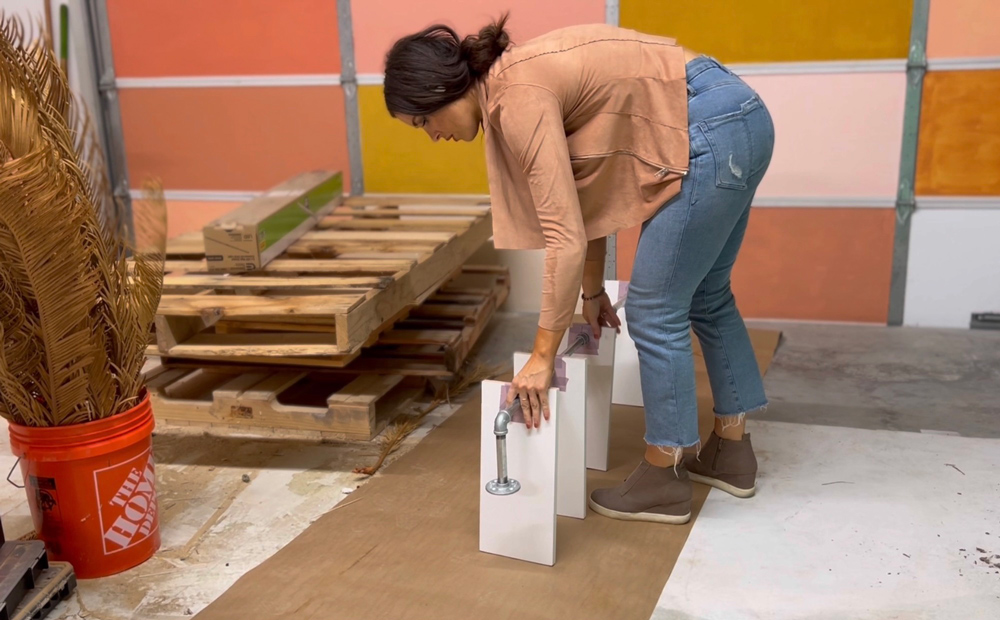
[477,24,690,330]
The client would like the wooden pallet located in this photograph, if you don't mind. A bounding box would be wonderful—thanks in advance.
[152,265,508,377]
[156,195,493,363]
[360,265,509,375]
[145,363,426,441]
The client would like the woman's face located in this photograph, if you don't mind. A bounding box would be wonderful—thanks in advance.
[396,91,481,143]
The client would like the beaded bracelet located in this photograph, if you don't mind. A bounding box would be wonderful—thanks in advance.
[581,286,606,302]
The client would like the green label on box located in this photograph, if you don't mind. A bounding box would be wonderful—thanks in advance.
[257,174,343,252]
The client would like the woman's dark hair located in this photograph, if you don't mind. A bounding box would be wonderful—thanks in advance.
[384,14,511,117]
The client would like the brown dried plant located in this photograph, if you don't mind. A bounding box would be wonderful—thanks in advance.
[0,15,165,426]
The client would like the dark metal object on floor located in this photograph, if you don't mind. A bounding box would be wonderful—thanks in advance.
[970,312,1000,330]
[0,518,76,620]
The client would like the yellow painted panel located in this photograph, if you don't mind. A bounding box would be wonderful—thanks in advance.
[359,86,489,194]
[621,0,912,63]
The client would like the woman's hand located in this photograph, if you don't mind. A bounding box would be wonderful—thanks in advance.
[507,352,554,430]
[582,291,622,339]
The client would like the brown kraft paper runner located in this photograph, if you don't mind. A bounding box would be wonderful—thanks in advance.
[195,329,781,620]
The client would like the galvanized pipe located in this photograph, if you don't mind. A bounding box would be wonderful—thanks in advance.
[562,331,590,357]
[495,436,507,483]
[562,293,627,356]
[485,398,521,496]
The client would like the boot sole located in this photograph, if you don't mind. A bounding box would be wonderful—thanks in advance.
[688,472,756,498]
[587,497,691,524]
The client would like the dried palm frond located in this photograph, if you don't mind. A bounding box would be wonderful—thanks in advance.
[0,14,165,426]
[354,362,502,476]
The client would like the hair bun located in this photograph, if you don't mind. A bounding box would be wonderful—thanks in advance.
[461,13,511,78]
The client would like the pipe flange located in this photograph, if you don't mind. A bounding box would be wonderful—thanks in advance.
[485,478,521,496]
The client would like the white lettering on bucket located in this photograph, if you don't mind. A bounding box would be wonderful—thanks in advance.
[95,451,159,555]
[110,469,141,507]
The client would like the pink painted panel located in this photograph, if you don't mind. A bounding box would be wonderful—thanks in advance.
[927,0,1000,59]
[166,201,241,239]
[351,0,605,73]
[745,72,906,199]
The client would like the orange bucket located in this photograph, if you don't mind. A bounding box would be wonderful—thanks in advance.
[8,394,161,579]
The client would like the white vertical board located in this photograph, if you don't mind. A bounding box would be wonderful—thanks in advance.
[904,209,1000,328]
[513,353,588,520]
[607,280,645,407]
[559,325,618,471]
[479,380,560,566]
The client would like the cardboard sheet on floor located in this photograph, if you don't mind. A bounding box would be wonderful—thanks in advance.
[195,329,781,620]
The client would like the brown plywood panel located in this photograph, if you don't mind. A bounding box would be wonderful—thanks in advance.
[618,208,895,324]
[120,87,349,191]
[916,70,1000,196]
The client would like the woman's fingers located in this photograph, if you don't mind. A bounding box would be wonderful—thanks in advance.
[517,387,531,428]
[531,391,545,428]
[513,386,545,429]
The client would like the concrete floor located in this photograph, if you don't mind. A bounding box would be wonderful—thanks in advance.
[752,320,1000,438]
[1,314,997,619]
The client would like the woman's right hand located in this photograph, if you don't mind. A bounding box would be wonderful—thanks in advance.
[582,291,621,339]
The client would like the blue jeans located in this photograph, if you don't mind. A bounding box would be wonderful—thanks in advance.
[625,56,774,448]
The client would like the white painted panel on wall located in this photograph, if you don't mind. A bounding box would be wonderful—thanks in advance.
[5,2,105,159]
[744,72,906,200]
[469,242,544,313]
[904,209,1000,328]
[5,0,45,20]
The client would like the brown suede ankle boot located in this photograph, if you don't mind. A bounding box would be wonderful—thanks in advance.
[684,432,758,498]
[588,460,692,524]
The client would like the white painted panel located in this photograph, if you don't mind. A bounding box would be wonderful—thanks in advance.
[560,325,618,471]
[6,2,106,171]
[654,420,1000,619]
[513,353,587,520]
[468,242,544,313]
[904,209,1000,328]
[5,0,45,21]
[744,72,906,200]
[479,380,559,566]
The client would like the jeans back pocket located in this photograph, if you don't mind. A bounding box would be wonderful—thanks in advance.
[700,110,753,191]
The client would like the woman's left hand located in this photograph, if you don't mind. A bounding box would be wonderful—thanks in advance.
[507,352,554,430]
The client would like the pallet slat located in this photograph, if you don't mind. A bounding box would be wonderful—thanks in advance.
[157,294,365,318]
[149,367,421,440]
[341,194,490,207]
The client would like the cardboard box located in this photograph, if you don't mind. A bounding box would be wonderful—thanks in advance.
[203,170,343,272]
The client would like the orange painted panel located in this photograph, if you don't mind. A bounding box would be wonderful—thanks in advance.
[166,201,241,239]
[351,0,604,73]
[927,0,1000,58]
[120,87,349,191]
[916,70,1000,195]
[617,208,895,323]
[108,0,340,77]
